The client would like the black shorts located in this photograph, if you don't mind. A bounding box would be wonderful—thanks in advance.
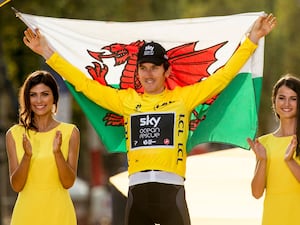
[125,182,191,225]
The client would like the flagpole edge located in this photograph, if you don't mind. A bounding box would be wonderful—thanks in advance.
[11,7,20,17]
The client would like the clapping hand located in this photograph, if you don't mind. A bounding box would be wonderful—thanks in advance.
[285,135,297,161]
[22,134,32,157]
[247,137,267,161]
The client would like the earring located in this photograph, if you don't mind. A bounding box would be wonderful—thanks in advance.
[52,104,57,115]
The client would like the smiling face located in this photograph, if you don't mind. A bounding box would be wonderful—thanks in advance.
[137,62,169,94]
[274,85,298,120]
[29,83,55,117]
[18,71,59,130]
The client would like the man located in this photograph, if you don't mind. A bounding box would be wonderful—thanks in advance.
[23,13,276,225]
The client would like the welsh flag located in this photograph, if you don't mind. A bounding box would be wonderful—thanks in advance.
[16,11,265,153]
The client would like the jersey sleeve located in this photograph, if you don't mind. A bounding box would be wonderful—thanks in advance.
[181,37,258,109]
[46,53,124,115]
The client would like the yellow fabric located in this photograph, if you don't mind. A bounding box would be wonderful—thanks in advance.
[259,134,300,225]
[9,123,77,225]
[47,37,257,177]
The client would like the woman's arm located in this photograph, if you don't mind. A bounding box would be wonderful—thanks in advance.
[53,127,80,189]
[284,135,300,182]
[247,138,267,198]
[251,159,267,198]
[6,131,32,192]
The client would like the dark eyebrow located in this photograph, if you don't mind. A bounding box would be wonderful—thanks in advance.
[29,90,51,94]
[278,94,297,98]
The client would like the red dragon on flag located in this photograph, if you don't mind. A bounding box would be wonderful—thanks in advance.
[85,40,227,130]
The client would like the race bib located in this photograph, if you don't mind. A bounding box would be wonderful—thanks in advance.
[130,112,175,149]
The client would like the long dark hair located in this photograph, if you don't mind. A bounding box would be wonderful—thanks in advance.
[18,70,59,131]
[272,73,300,157]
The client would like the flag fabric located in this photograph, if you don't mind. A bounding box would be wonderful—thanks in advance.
[16,11,265,153]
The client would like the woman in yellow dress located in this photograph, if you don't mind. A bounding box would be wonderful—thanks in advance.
[247,74,300,225]
[6,70,80,225]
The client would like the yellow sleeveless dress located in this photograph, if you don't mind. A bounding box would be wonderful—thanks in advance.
[259,134,300,225]
[9,123,77,225]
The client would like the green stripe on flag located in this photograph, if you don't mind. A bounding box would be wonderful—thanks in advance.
[253,76,263,110]
[187,73,261,151]
[65,82,127,152]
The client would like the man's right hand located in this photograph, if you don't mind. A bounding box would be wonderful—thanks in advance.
[23,28,54,59]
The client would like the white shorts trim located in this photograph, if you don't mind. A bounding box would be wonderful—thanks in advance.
[129,170,184,186]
